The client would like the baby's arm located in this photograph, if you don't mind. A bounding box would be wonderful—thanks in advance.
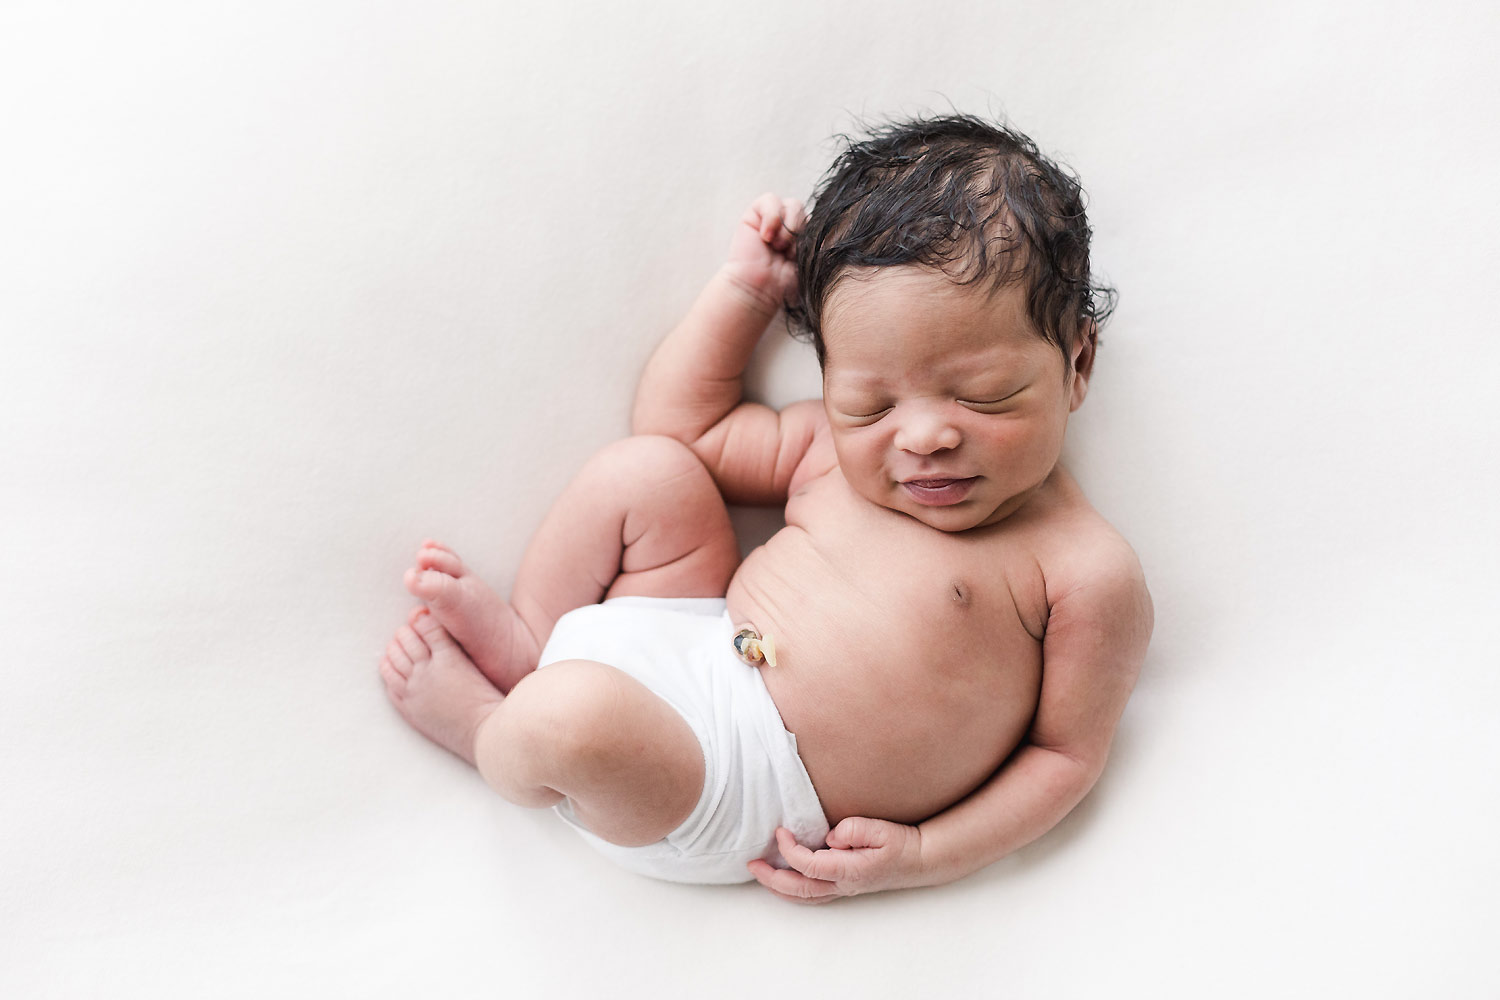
[634,195,829,504]
[750,546,1153,901]
[916,552,1153,884]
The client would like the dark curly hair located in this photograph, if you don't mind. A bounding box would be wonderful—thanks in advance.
[786,113,1116,368]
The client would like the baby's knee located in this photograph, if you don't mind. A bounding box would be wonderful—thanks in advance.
[487,660,621,772]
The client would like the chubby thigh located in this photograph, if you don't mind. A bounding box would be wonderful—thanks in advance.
[475,657,706,848]
[480,599,830,884]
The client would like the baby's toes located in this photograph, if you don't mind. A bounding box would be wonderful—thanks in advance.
[379,655,408,698]
[404,566,462,608]
[416,544,465,576]
[385,637,412,673]
[394,624,430,666]
[411,612,459,654]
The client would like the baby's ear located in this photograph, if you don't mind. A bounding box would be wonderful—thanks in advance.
[1067,321,1098,412]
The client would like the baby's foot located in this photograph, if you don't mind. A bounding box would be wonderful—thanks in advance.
[403,540,539,693]
[378,610,503,765]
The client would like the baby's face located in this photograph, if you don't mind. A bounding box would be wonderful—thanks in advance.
[820,266,1089,532]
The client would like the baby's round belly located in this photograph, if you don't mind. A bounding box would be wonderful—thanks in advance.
[726,529,1043,826]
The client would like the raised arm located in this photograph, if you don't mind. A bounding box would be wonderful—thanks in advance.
[633,195,828,504]
[749,545,1153,901]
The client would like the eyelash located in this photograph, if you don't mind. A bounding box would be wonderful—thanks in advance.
[962,392,1024,411]
[845,392,1016,417]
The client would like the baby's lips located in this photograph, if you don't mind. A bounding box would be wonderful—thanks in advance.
[901,474,974,487]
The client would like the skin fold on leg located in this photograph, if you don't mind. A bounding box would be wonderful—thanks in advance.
[404,435,739,694]
[472,658,706,847]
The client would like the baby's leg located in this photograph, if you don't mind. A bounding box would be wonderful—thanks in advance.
[474,657,705,847]
[406,435,738,693]
[381,614,703,846]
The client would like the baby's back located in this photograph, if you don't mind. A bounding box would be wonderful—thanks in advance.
[727,465,1084,826]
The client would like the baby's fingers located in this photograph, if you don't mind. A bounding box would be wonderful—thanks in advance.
[745,192,803,253]
[768,198,805,253]
[783,198,807,236]
[775,828,857,883]
[746,859,839,904]
[744,192,785,239]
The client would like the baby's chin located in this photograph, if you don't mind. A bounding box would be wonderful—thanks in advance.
[904,504,1007,533]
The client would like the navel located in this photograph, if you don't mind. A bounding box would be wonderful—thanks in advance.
[950,581,971,607]
[732,624,778,667]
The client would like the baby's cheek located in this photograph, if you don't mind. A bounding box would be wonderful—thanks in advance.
[1012,419,1067,470]
[856,452,894,492]
[991,416,1045,450]
[832,437,875,480]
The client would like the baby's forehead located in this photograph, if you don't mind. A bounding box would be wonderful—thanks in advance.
[823,263,1025,319]
[824,268,1037,339]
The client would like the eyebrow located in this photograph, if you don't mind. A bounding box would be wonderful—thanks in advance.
[822,367,889,389]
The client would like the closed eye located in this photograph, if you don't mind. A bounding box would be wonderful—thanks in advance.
[959,389,1022,410]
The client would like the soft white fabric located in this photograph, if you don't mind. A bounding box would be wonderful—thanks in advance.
[540,597,828,884]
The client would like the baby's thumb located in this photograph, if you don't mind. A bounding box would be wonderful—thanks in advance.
[826,816,880,849]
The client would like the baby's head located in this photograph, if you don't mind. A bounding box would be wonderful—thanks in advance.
[788,114,1117,531]
[789,112,1114,370]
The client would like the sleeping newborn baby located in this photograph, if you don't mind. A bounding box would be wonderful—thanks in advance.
[377,114,1153,902]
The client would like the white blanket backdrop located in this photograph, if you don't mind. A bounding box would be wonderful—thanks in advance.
[4,1,1497,996]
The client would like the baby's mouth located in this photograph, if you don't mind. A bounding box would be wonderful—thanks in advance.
[901,477,977,506]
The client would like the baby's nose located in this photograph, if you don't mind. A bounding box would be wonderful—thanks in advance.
[894,407,962,454]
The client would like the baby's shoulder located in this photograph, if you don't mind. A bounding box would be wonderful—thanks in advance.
[1031,501,1147,609]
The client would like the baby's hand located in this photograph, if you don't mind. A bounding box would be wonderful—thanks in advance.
[746,818,927,904]
[723,193,805,312]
